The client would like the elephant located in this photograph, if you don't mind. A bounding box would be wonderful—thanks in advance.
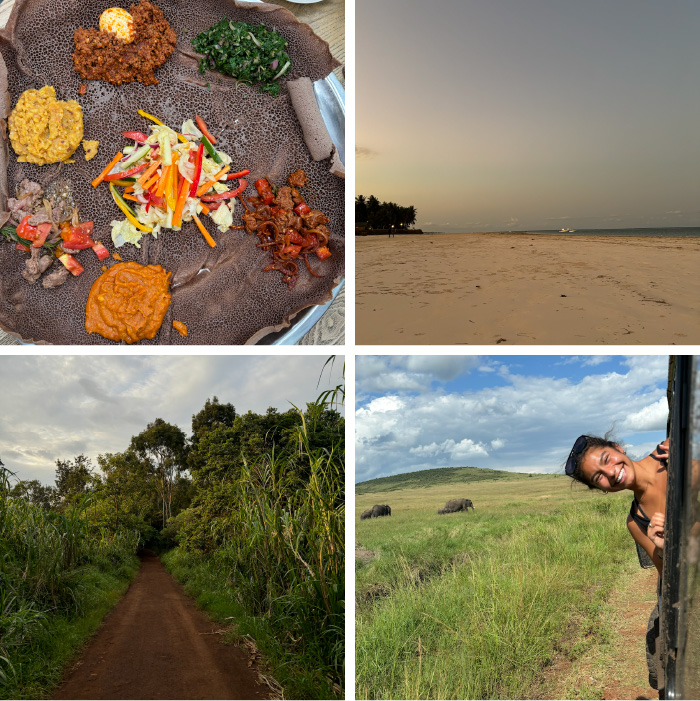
[371,504,391,518]
[360,509,373,520]
[437,498,475,515]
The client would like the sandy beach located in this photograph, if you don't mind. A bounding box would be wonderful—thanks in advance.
[356,233,700,345]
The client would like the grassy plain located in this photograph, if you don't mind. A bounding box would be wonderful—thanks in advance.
[355,471,648,700]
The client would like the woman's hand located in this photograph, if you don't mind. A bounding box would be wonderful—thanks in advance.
[651,439,669,466]
[647,512,665,550]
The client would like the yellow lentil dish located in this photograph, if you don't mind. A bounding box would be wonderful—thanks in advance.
[8,85,83,165]
[85,262,171,343]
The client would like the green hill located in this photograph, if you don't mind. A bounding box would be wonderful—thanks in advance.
[355,465,546,494]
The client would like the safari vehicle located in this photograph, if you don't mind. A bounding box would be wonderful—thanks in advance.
[660,354,700,699]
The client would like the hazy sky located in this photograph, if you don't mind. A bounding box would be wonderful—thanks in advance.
[356,355,668,483]
[357,0,700,232]
[0,355,344,485]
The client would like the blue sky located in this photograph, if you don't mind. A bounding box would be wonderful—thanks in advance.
[356,355,669,483]
[357,0,700,232]
[0,355,344,485]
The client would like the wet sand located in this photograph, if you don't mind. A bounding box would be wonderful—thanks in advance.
[356,232,700,345]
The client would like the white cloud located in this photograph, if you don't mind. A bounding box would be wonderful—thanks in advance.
[0,356,344,484]
[355,355,668,483]
[621,397,668,432]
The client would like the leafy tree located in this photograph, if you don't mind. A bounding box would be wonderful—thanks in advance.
[189,397,236,473]
[130,420,187,528]
[54,454,93,505]
[9,479,55,509]
[355,194,368,223]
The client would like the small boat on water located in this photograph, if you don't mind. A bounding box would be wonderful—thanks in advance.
[559,227,576,233]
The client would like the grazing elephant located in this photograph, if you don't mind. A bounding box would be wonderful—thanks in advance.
[437,498,475,515]
[360,509,373,520]
[371,504,391,518]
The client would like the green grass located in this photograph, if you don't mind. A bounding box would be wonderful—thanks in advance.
[162,547,340,700]
[355,465,539,495]
[1,560,138,700]
[356,475,639,699]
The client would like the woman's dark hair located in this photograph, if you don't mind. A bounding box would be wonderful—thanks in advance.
[566,433,621,489]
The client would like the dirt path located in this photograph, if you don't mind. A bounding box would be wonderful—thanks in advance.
[541,565,659,700]
[52,552,268,700]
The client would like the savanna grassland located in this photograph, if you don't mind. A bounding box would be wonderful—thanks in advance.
[356,469,649,700]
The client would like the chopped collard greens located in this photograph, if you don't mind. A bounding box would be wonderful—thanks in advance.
[192,20,291,97]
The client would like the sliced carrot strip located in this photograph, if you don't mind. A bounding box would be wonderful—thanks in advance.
[200,203,210,216]
[123,193,141,203]
[143,173,160,191]
[155,165,171,198]
[172,178,191,228]
[92,152,123,188]
[124,186,135,194]
[195,165,231,198]
[136,159,161,186]
[192,213,216,247]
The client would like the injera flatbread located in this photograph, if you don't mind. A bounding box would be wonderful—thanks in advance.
[0,0,344,344]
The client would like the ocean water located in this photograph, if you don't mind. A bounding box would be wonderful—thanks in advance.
[528,227,700,238]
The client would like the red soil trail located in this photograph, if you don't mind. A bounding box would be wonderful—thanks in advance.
[52,551,268,700]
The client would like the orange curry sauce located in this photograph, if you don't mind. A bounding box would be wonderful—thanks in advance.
[85,262,171,343]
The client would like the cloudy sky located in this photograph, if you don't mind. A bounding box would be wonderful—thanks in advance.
[0,355,344,485]
[357,0,700,232]
[356,355,669,483]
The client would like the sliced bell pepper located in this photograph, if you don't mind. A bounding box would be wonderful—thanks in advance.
[123,131,149,143]
[58,253,84,276]
[200,179,248,202]
[195,165,231,197]
[109,183,153,233]
[189,143,204,197]
[103,162,148,181]
[138,110,188,143]
[225,169,250,180]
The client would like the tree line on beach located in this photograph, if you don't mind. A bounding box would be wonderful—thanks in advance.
[1,380,345,699]
[356,194,417,230]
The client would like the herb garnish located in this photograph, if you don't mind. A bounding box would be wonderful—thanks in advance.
[192,20,291,98]
[1,224,58,252]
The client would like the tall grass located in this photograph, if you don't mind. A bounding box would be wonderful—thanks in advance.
[356,481,640,700]
[0,466,139,697]
[164,390,345,699]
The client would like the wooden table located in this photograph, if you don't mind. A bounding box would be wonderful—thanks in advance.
[0,0,344,346]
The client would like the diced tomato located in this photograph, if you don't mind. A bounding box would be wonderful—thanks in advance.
[285,228,304,244]
[294,202,311,216]
[282,244,301,258]
[302,233,318,249]
[32,222,52,248]
[61,221,95,250]
[17,215,38,242]
[92,241,110,261]
[315,246,332,261]
[58,253,84,276]
[254,178,275,205]
[15,243,30,252]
